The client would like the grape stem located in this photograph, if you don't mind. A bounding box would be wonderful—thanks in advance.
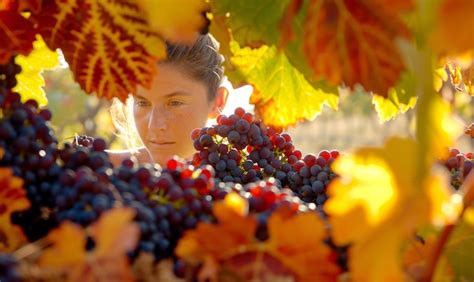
[422,170,474,281]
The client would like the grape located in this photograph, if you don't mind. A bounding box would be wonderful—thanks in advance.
[443,149,474,189]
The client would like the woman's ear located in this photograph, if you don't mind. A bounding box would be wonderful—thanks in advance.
[208,86,229,119]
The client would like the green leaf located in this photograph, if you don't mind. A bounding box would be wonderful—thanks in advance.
[211,0,290,47]
[228,42,338,128]
[372,71,417,123]
[13,35,59,106]
[443,221,474,281]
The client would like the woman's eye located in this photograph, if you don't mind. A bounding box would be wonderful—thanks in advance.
[168,100,184,107]
[136,100,150,107]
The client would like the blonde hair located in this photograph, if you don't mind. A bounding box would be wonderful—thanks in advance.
[111,34,224,151]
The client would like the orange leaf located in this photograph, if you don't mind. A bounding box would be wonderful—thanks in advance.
[176,192,257,263]
[39,222,87,269]
[177,193,340,281]
[0,167,29,252]
[303,0,412,96]
[39,208,139,282]
[91,206,140,257]
[33,0,166,101]
[266,207,340,281]
[430,0,474,56]
[0,10,36,64]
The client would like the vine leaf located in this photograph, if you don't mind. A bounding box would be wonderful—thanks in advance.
[228,42,338,129]
[372,71,417,122]
[32,0,166,101]
[0,10,36,64]
[176,193,339,281]
[0,162,30,252]
[39,208,139,281]
[137,0,209,44]
[324,137,461,281]
[302,0,412,96]
[14,35,59,106]
[211,0,291,48]
[430,0,474,56]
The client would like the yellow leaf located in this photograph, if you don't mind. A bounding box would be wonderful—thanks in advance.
[13,35,59,106]
[228,43,338,129]
[433,67,448,92]
[137,0,208,44]
[324,137,460,281]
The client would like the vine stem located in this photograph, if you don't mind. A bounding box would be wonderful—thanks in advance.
[421,171,474,281]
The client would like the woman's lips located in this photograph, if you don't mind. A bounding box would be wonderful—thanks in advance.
[149,141,176,148]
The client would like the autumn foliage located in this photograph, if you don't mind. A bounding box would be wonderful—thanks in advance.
[0,0,474,281]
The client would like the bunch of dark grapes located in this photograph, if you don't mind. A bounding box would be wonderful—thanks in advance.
[444,148,473,189]
[287,150,339,206]
[108,157,217,261]
[191,107,301,185]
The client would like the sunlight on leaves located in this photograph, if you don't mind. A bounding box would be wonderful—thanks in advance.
[228,42,338,129]
[324,137,461,281]
[33,0,166,101]
[14,35,59,106]
[372,71,417,122]
[303,0,413,96]
[137,0,208,44]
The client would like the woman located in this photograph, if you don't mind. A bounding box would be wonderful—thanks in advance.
[108,34,228,166]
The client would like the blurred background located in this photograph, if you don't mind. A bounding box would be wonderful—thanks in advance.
[43,66,474,154]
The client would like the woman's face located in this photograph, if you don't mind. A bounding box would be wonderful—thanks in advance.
[133,63,214,165]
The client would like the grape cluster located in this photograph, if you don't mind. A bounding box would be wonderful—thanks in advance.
[109,157,216,260]
[0,87,61,240]
[288,150,339,205]
[0,58,219,262]
[191,108,301,185]
[445,149,473,189]
[191,108,339,207]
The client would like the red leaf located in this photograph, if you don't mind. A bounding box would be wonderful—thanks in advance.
[303,0,412,96]
[32,0,165,101]
[0,10,36,64]
[18,0,42,13]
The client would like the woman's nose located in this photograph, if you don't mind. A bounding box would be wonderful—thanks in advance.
[148,107,168,131]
